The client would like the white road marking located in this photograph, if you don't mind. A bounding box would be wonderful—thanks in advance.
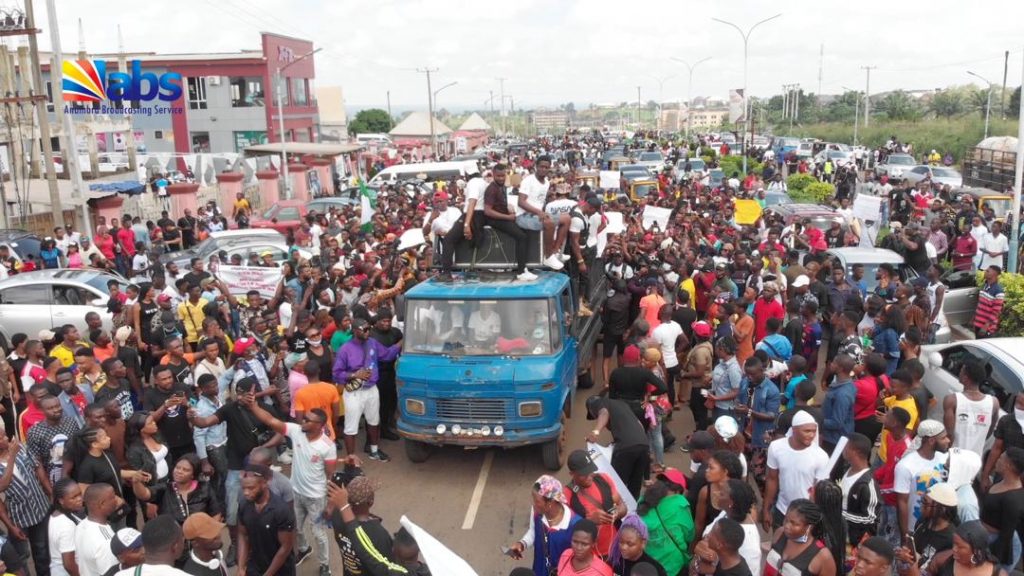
[461,450,494,530]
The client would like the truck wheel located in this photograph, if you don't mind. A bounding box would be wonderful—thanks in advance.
[541,415,568,471]
[404,440,432,463]
[577,372,594,390]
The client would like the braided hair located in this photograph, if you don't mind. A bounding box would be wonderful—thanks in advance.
[725,478,757,522]
[52,477,83,523]
[812,480,847,575]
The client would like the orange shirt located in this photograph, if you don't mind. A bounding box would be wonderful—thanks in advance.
[639,293,665,335]
[93,344,116,364]
[734,314,755,366]
[293,382,341,439]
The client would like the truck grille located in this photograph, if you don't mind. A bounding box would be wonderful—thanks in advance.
[435,398,509,421]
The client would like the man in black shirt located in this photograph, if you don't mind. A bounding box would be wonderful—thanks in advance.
[189,377,281,568]
[672,288,698,342]
[371,308,403,440]
[142,365,194,462]
[482,164,533,280]
[601,279,632,384]
[585,395,650,499]
[606,345,666,423]
[327,475,407,576]
[178,208,198,249]
[684,431,716,510]
[239,464,296,576]
[182,257,212,289]
[183,512,227,576]
[94,359,135,421]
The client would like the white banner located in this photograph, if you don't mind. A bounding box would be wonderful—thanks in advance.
[852,194,882,222]
[641,206,672,231]
[599,170,620,190]
[596,212,625,258]
[400,515,479,576]
[216,265,282,298]
[587,442,637,513]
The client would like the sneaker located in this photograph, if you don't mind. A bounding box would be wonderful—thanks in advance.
[517,270,538,282]
[558,253,571,262]
[226,543,237,568]
[278,448,292,464]
[295,547,312,565]
[319,565,332,576]
[544,255,565,270]
[368,449,391,462]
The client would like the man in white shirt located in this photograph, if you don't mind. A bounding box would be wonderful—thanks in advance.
[439,167,487,278]
[75,483,123,576]
[424,190,462,242]
[894,419,951,535]
[762,411,831,530]
[979,220,1009,270]
[468,303,502,345]
[544,186,576,256]
[516,156,563,270]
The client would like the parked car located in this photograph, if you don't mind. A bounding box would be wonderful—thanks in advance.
[636,151,666,172]
[875,153,917,178]
[0,269,130,347]
[0,230,44,264]
[953,187,1014,221]
[763,190,792,207]
[825,247,980,343]
[814,149,854,167]
[159,229,304,270]
[250,201,308,234]
[773,136,801,160]
[903,165,964,188]
[766,203,843,232]
[919,338,1024,422]
[675,158,706,182]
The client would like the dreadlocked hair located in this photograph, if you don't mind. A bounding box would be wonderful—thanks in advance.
[812,480,847,575]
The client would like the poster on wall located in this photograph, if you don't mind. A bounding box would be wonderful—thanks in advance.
[113,132,127,151]
[234,131,268,152]
[95,133,108,152]
[133,131,146,152]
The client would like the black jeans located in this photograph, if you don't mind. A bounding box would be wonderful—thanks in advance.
[207,444,229,511]
[440,214,482,272]
[482,215,527,273]
[611,443,650,500]
[689,386,710,431]
[665,365,682,406]
[13,516,49,576]
[377,367,398,432]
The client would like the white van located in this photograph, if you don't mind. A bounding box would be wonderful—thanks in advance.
[355,133,393,146]
[368,160,480,186]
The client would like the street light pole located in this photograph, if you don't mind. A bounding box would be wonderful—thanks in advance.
[842,86,860,146]
[1009,49,1024,274]
[647,74,676,132]
[277,47,321,199]
[670,57,711,140]
[967,70,994,140]
[713,13,782,176]
[432,81,458,154]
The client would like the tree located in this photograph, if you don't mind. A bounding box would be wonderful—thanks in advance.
[348,109,393,135]
[879,91,919,121]
[1008,86,1020,119]
[930,89,965,118]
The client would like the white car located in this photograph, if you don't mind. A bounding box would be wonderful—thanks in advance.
[919,338,1024,422]
[902,165,964,189]
[636,151,666,172]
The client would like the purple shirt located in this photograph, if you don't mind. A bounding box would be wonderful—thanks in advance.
[332,337,401,388]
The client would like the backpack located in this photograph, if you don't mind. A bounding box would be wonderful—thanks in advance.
[567,473,614,518]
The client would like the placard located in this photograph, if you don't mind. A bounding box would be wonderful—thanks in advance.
[852,194,882,222]
[733,199,763,225]
[400,516,479,576]
[216,265,282,298]
[599,170,620,190]
[641,206,672,231]
[587,442,637,513]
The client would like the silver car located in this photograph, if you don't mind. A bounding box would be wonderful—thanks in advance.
[902,165,964,188]
[874,153,917,178]
[0,269,129,346]
[159,229,309,270]
[919,338,1024,422]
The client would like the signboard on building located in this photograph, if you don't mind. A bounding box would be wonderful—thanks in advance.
[234,131,268,152]
[729,89,745,124]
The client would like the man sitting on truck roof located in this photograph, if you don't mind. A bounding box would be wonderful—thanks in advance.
[483,164,536,281]
[517,155,565,271]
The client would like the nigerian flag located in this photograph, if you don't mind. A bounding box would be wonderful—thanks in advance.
[359,181,377,233]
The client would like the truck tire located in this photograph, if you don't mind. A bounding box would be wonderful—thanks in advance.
[541,414,568,471]
[404,440,432,463]
[577,371,594,390]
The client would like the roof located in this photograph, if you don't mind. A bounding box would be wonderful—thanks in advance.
[458,113,492,132]
[827,247,905,264]
[389,112,453,137]
[954,186,1012,199]
[405,271,569,300]
[976,136,1018,152]
[0,268,123,286]
[243,142,363,157]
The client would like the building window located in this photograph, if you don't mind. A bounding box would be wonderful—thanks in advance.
[230,77,265,107]
[187,77,207,110]
[275,75,290,107]
[191,132,210,153]
[291,78,308,106]
[45,81,54,112]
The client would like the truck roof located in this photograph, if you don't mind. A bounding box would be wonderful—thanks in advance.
[406,271,569,299]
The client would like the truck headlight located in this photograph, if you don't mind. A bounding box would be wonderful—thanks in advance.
[405,399,425,416]
[519,401,542,417]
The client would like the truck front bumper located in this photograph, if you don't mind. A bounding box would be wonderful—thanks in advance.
[397,420,562,448]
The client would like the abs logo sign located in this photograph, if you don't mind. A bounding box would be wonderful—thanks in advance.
[62,59,183,103]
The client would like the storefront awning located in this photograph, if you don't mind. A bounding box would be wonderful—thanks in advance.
[243,142,364,157]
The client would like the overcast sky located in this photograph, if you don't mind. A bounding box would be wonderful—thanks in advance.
[34,0,1024,110]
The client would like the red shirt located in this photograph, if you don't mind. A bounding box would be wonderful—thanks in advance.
[116,228,137,257]
[22,405,45,438]
[752,297,785,342]
[874,432,912,505]
[562,473,621,557]
[94,234,116,260]
[952,235,977,271]
[853,374,890,421]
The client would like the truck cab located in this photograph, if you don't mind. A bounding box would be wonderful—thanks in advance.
[396,255,605,470]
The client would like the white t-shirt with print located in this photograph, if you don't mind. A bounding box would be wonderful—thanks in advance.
[893,450,947,532]
[516,174,550,216]
[285,422,337,499]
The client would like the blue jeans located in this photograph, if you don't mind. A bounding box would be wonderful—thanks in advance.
[648,419,664,467]
[225,469,242,525]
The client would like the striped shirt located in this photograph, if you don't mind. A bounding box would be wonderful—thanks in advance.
[974,281,1005,334]
[0,451,51,527]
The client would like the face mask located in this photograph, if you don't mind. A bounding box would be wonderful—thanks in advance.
[794,532,811,544]
[1015,408,1024,422]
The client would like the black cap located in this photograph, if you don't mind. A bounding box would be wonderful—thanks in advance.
[585,395,604,420]
[684,430,715,451]
[244,463,272,478]
[160,310,177,327]
[586,196,602,209]
[567,449,598,475]
[352,318,370,331]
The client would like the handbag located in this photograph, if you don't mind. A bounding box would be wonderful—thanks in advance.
[344,340,373,392]
[654,505,689,560]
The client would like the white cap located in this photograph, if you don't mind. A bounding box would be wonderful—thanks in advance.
[792,275,810,288]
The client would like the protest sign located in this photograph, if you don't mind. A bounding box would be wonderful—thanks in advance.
[217,265,282,298]
[852,194,882,222]
[587,442,637,513]
[400,516,479,576]
[733,199,763,225]
[641,206,672,231]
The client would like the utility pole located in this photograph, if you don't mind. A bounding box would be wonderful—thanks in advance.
[418,67,438,157]
[794,84,800,122]
[817,44,823,104]
[782,84,789,119]
[1002,50,1009,119]
[862,66,876,127]
[24,0,63,225]
[497,77,506,136]
[386,90,392,124]
[1009,46,1024,274]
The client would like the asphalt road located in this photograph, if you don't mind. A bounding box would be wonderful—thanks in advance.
[288,357,700,576]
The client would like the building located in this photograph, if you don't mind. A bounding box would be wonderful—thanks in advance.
[528,109,571,133]
[688,108,730,130]
[40,32,319,156]
[316,86,348,142]
[389,111,453,157]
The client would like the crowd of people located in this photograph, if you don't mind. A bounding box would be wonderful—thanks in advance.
[0,130,1017,576]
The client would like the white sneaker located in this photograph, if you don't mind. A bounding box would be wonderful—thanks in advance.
[558,254,571,262]
[517,270,538,281]
[544,255,564,270]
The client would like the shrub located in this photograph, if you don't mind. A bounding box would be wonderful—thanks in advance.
[976,271,1024,337]
[699,147,718,160]
[791,181,836,204]
[786,173,817,195]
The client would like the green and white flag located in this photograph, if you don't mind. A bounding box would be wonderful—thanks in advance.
[359,181,376,233]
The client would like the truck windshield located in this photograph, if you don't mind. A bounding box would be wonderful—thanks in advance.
[404,298,557,356]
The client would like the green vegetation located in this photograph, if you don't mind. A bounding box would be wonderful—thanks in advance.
[786,173,834,203]
[977,271,1024,337]
[348,109,394,136]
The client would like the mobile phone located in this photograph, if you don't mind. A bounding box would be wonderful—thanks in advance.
[500,545,514,557]
[700,389,710,397]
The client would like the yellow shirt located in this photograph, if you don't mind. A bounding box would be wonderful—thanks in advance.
[178,298,209,344]
[879,395,919,462]
[679,277,697,309]
[50,341,90,368]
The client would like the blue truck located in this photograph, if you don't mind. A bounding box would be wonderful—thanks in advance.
[395,232,606,470]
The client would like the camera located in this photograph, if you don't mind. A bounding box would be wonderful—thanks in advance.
[333,464,364,487]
